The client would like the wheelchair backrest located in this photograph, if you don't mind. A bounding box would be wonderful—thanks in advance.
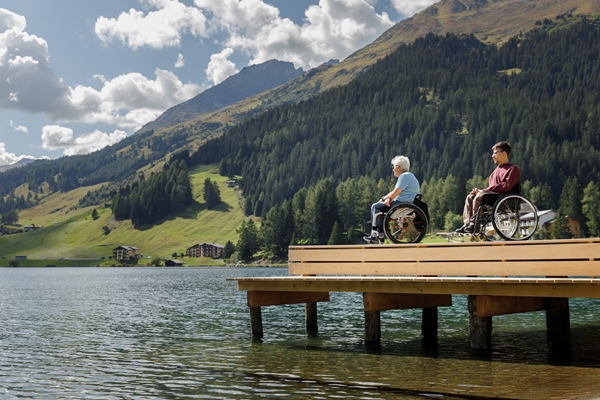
[413,194,430,222]
[511,181,522,194]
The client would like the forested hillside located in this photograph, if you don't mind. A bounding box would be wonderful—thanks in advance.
[192,18,600,219]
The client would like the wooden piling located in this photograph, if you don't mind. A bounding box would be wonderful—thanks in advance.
[305,302,318,334]
[364,310,381,346]
[468,295,492,350]
[249,306,263,339]
[422,307,438,341]
[545,297,571,351]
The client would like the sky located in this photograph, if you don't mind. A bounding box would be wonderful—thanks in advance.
[0,0,437,166]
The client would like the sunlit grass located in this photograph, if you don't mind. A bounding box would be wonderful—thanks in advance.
[0,165,246,263]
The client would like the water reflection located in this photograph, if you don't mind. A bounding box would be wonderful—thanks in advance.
[1,267,600,399]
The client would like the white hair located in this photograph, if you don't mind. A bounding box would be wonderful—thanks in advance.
[391,155,410,172]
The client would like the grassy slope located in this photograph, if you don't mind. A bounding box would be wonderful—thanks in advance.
[0,166,248,265]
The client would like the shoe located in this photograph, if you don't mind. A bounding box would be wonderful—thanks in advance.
[363,234,383,244]
[455,226,466,233]
[464,224,475,233]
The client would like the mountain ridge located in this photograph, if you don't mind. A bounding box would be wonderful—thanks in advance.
[140,59,303,133]
[152,0,600,142]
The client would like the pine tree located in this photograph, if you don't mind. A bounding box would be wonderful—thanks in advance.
[327,221,345,245]
[582,181,600,237]
[223,240,236,259]
[203,178,221,210]
[551,210,573,239]
[236,219,260,263]
[558,177,584,234]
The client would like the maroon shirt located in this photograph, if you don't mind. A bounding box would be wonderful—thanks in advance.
[485,162,520,193]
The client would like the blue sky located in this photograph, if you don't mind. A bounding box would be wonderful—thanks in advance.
[0,0,436,165]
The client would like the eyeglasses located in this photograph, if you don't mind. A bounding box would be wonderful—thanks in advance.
[492,150,505,155]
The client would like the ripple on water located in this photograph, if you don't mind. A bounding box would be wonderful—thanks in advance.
[2,267,600,399]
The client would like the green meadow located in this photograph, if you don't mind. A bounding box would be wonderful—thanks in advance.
[0,166,249,266]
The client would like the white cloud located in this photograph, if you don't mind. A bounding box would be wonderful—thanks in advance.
[195,0,395,70]
[9,120,27,133]
[94,0,209,50]
[94,0,396,72]
[0,142,34,166]
[0,8,204,130]
[205,48,238,85]
[389,0,438,18]
[0,8,25,33]
[0,9,74,118]
[41,125,128,156]
[174,53,185,68]
[68,68,204,129]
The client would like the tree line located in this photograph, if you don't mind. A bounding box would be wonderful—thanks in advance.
[229,174,600,261]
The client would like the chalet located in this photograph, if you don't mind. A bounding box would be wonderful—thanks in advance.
[23,226,35,232]
[187,242,224,258]
[522,209,581,238]
[226,180,237,188]
[112,246,142,261]
[548,215,581,238]
[165,259,184,267]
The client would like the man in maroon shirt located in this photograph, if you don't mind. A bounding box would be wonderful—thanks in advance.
[456,141,521,233]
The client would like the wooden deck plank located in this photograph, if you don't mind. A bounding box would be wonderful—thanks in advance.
[289,242,600,263]
[230,276,600,298]
[288,260,600,277]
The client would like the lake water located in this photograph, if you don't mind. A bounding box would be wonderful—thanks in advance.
[2,267,600,399]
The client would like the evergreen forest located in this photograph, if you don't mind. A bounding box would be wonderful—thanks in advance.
[192,19,600,223]
[110,160,193,227]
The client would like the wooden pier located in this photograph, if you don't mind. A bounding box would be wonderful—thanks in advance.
[229,238,600,351]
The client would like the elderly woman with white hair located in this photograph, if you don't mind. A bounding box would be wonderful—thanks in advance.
[364,155,421,244]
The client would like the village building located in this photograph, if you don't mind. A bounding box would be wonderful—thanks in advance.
[165,259,184,267]
[112,246,142,261]
[187,243,224,258]
[521,209,581,238]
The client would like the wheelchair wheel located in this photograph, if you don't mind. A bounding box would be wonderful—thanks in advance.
[492,194,538,241]
[383,203,428,243]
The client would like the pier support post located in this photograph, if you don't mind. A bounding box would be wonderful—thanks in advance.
[364,310,381,347]
[305,302,318,334]
[422,307,438,342]
[249,306,263,339]
[468,295,492,350]
[545,298,571,351]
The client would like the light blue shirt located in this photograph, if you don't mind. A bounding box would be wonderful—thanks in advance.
[394,172,420,203]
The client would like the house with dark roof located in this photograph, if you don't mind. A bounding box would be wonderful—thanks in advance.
[186,242,224,258]
[112,246,142,261]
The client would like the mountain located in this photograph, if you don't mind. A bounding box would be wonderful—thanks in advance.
[2,0,600,223]
[153,0,599,142]
[140,59,303,133]
[0,158,38,173]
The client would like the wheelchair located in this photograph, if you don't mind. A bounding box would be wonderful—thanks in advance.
[374,194,429,244]
[469,184,538,242]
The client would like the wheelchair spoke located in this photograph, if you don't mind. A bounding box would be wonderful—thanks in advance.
[492,194,538,241]
[383,203,427,243]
